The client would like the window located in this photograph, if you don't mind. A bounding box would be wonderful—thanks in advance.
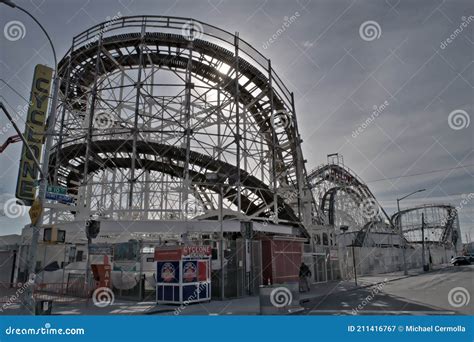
[315,234,321,245]
[43,228,52,242]
[68,246,76,263]
[76,250,84,262]
[57,230,66,243]
[322,233,328,246]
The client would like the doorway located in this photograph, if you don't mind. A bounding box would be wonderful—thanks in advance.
[314,253,327,282]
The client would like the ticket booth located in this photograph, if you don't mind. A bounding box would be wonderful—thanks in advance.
[155,246,211,304]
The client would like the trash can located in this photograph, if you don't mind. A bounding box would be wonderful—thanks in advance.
[259,283,300,315]
[35,300,53,315]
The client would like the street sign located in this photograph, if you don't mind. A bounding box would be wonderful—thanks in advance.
[15,64,53,204]
[29,198,42,225]
[46,185,67,195]
[45,192,74,203]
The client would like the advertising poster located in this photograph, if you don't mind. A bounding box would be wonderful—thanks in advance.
[157,261,179,283]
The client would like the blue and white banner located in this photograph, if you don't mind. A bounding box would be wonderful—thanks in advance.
[0,316,471,342]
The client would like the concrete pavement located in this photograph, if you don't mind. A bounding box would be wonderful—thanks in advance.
[49,279,368,315]
[301,264,473,315]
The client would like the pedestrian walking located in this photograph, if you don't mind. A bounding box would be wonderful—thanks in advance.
[299,262,311,292]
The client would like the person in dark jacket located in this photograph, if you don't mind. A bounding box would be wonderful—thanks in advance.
[299,262,311,292]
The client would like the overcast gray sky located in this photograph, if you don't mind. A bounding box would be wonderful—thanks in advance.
[0,0,472,239]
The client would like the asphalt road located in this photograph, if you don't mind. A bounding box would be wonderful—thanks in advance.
[301,265,474,315]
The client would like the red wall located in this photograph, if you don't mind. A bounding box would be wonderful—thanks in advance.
[261,238,303,285]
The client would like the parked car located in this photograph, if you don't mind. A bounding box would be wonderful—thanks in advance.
[450,256,471,266]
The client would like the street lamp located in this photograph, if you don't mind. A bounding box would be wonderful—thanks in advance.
[396,188,426,275]
[1,0,60,314]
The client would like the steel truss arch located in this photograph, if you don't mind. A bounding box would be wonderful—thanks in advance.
[307,159,391,231]
[48,16,308,235]
[391,204,460,245]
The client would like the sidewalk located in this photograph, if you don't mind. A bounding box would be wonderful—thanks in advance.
[356,263,451,286]
[3,264,449,316]
[50,281,366,315]
[52,275,383,316]
[300,263,451,304]
[49,296,261,316]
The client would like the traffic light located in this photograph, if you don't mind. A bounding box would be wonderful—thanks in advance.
[86,220,100,240]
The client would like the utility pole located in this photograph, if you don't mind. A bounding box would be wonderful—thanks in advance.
[219,184,224,300]
[351,245,357,286]
[1,0,60,315]
[340,226,350,281]
[421,213,427,272]
[396,188,426,275]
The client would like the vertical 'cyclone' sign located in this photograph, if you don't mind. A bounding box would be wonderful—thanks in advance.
[15,64,53,205]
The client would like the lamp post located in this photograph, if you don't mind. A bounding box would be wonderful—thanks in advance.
[1,0,60,314]
[421,212,426,271]
[396,188,426,275]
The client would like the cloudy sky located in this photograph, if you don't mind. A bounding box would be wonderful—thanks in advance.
[0,0,472,239]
